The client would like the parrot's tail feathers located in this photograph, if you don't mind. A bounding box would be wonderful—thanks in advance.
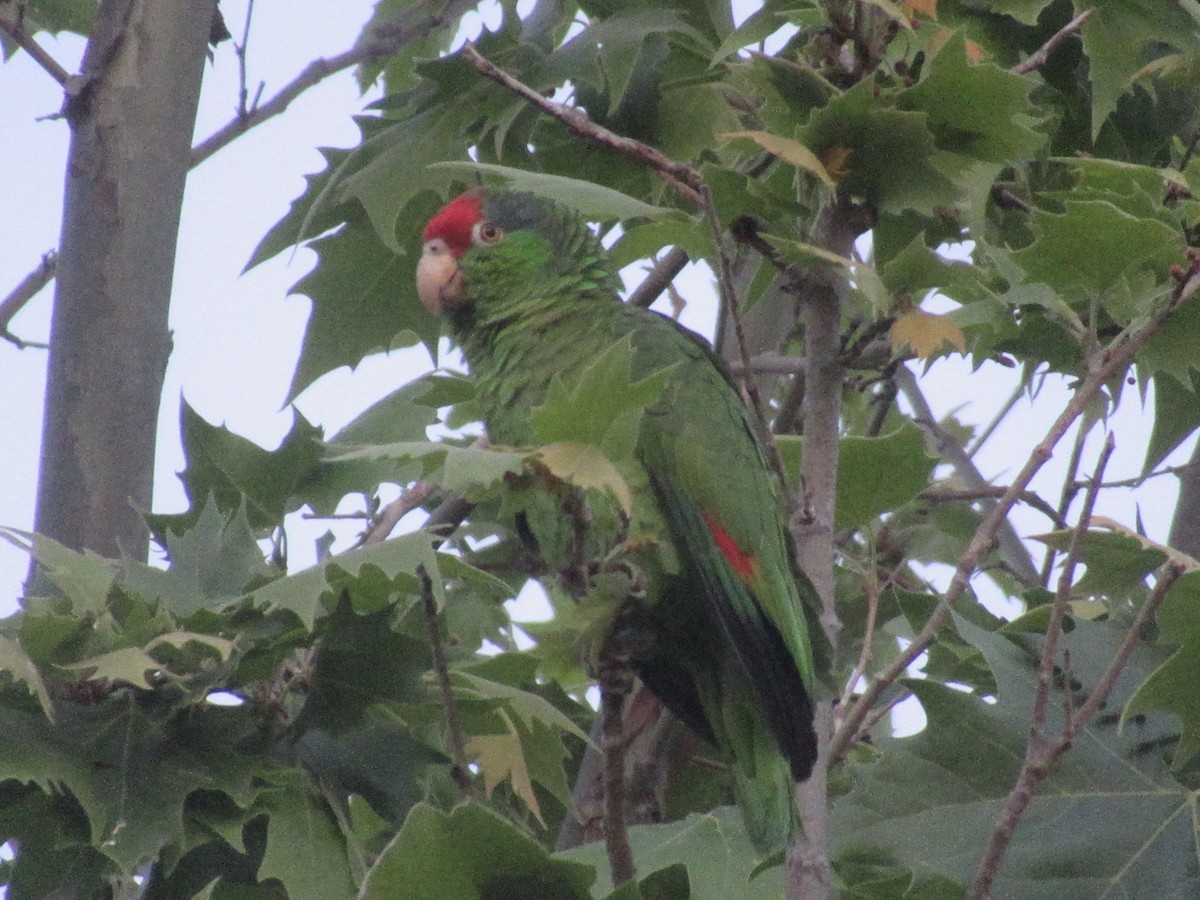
[731,729,802,855]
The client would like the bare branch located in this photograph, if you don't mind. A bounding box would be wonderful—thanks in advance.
[0,250,56,347]
[969,553,1185,897]
[831,273,1200,766]
[598,638,638,887]
[627,247,690,309]
[460,44,704,206]
[190,0,477,167]
[919,486,1067,529]
[897,365,1042,588]
[233,0,259,119]
[418,563,480,800]
[1010,9,1095,76]
[0,4,72,86]
[358,482,437,547]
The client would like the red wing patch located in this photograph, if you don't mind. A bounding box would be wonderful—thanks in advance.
[703,511,756,581]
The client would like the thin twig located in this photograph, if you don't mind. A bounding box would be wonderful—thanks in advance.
[627,247,690,309]
[1083,459,1200,490]
[598,639,637,886]
[1039,407,1098,586]
[0,4,72,86]
[418,564,480,800]
[460,44,704,206]
[897,366,1041,588]
[968,554,1185,898]
[0,250,57,347]
[837,567,887,712]
[919,486,1067,528]
[700,189,783,472]
[966,377,1027,459]
[1010,9,1095,76]
[233,0,258,119]
[831,272,1200,766]
[190,0,476,167]
[358,482,438,546]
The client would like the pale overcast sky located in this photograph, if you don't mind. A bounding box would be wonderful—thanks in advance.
[1,1,1188,627]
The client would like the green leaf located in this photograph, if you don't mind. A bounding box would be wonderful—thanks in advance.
[900,35,1043,164]
[1013,199,1184,295]
[246,531,442,628]
[257,773,355,900]
[559,807,783,899]
[832,616,1188,897]
[1127,570,1200,764]
[63,647,161,687]
[1080,1,1200,137]
[720,130,835,186]
[326,440,527,499]
[126,500,275,618]
[286,214,443,400]
[428,162,683,221]
[0,636,54,721]
[1145,372,1200,475]
[155,404,324,534]
[536,442,633,515]
[1032,523,1166,601]
[452,670,591,744]
[0,529,116,615]
[0,697,261,875]
[530,334,673,460]
[360,802,595,899]
[778,422,935,530]
[800,79,955,214]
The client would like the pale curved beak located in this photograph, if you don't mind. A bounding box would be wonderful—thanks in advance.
[416,239,462,316]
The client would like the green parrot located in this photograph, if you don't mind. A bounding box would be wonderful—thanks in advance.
[416,188,819,851]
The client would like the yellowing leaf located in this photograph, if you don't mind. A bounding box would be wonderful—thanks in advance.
[537,442,633,515]
[903,0,937,19]
[889,309,966,358]
[719,131,835,187]
[964,38,987,64]
[822,146,853,181]
[466,723,545,826]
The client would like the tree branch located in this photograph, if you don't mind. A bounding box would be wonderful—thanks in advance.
[598,635,638,887]
[0,3,72,86]
[626,247,690,309]
[190,0,477,167]
[1010,10,1095,76]
[459,44,704,206]
[0,250,56,347]
[896,365,1042,588]
[831,270,1200,765]
[969,553,1185,897]
[418,563,480,800]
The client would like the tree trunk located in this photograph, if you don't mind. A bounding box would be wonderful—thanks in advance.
[28,0,217,587]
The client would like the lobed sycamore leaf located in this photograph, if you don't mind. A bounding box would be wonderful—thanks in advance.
[536,442,634,516]
[360,802,595,899]
[428,162,682,221]
[0,635,54,721]
[466,715,545,826]
[559,807,783,899]
[889,308,967,358]
[0,528,115,615]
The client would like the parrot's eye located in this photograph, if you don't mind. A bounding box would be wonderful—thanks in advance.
[473,221,504,245]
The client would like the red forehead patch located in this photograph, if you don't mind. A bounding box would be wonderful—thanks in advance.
[422,191,485,257]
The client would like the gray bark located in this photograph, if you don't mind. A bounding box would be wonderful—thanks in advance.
[28,0,217,586]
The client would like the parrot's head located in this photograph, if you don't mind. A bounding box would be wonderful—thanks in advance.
[416,189,613,319]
